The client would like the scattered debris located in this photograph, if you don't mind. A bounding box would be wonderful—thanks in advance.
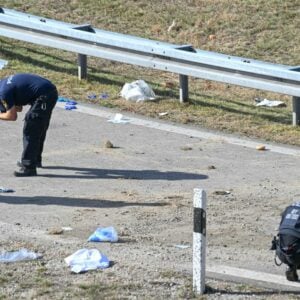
[61,227,73,231]
[108,113,130,124]
[64,102,77,110]
[180,146,193,151]
[0,187,15,193]
[213,190,231,195]
[88,227,118,243]
[0,59,8,70]
[48,228,64,235]
[158,112,168,116]
[167,20,176,32]
[164,195,184,201]
[57,97,78,110]
[255,98,286,107]
[87,93,97,100]
[174,244,190,249]
[65,248,110,273]
[104,140,114,148]
[87,92,109,100]
[256,145,266,151]
[0,249,41,262]
[99,92,109,99]
[120,80,156,102]
[57,97,76,104]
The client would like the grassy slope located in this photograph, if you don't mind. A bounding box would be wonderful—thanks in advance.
[1,0,300,145]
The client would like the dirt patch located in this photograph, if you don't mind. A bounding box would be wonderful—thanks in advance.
[1,106,300,299]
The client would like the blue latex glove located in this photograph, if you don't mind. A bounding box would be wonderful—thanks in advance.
[65,105,77,110]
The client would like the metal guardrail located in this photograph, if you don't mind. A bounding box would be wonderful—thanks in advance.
[0,7,299,125]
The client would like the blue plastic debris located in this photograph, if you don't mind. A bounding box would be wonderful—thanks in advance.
[88,227,118,242]
[99,93,109,99]
[65,100,77,105]
[57,97,77,105]
[87,93,97,100]
[64,105,77,110]
[57,96,78,110]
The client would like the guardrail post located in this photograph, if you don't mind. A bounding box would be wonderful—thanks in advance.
[179,74,189,103]
[292,97,300,126]
[78,54,87,80]
[193,188,206,295]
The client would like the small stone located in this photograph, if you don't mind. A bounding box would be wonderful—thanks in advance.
[48,228,64,235]
[256,145,266,151]
[180,146,192,151]
[104,140,114,148]
[208,165,216,170]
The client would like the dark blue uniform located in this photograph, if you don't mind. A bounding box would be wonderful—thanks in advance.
[0,73,58,171]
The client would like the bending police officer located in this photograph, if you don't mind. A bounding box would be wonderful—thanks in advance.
[0,73,58,176]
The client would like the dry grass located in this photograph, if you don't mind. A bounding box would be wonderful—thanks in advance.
[1,0,300,145]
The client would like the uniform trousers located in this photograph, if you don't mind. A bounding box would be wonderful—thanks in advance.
[22,88,58,168]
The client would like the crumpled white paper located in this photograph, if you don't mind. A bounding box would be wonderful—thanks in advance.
[120,80,156,102]
[65,248,110,273]
[0,248,41,262]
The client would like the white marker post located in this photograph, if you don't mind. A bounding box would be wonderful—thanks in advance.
[193,188,207,294]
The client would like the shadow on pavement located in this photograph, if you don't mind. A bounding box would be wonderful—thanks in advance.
[39,166,208,180]
[206,287,300,296]
[0,195,170,208]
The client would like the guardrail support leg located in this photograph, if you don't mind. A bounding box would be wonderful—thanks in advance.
[292,97,300,126]
[78,54,87,80]
[179,74,189,103]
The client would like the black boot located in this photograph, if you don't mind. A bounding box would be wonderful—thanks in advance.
[17,161,42,168]
[285,266,298,281]
[14,167,37,177]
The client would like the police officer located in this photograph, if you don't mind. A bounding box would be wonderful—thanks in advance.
[0,73,58,176]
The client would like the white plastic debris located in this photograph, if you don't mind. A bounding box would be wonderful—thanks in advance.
[65,248,110,273]
[120,80,156,102]
[0,187,15,193]
[0,59,8,70]
[61,227,73,231]
[108,113,130,124]
[255,99,285,107]
[167,20,176,32]
[174,244,190,249]
[0,248,41,262]
[158,112,168,116]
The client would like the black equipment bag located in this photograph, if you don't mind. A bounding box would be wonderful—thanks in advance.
[271,202,300,267]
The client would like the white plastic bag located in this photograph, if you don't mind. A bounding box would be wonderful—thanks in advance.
[65,248,110,273]
[120,80,156,102]
[0,248,41,262]
[255,99,285,107]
